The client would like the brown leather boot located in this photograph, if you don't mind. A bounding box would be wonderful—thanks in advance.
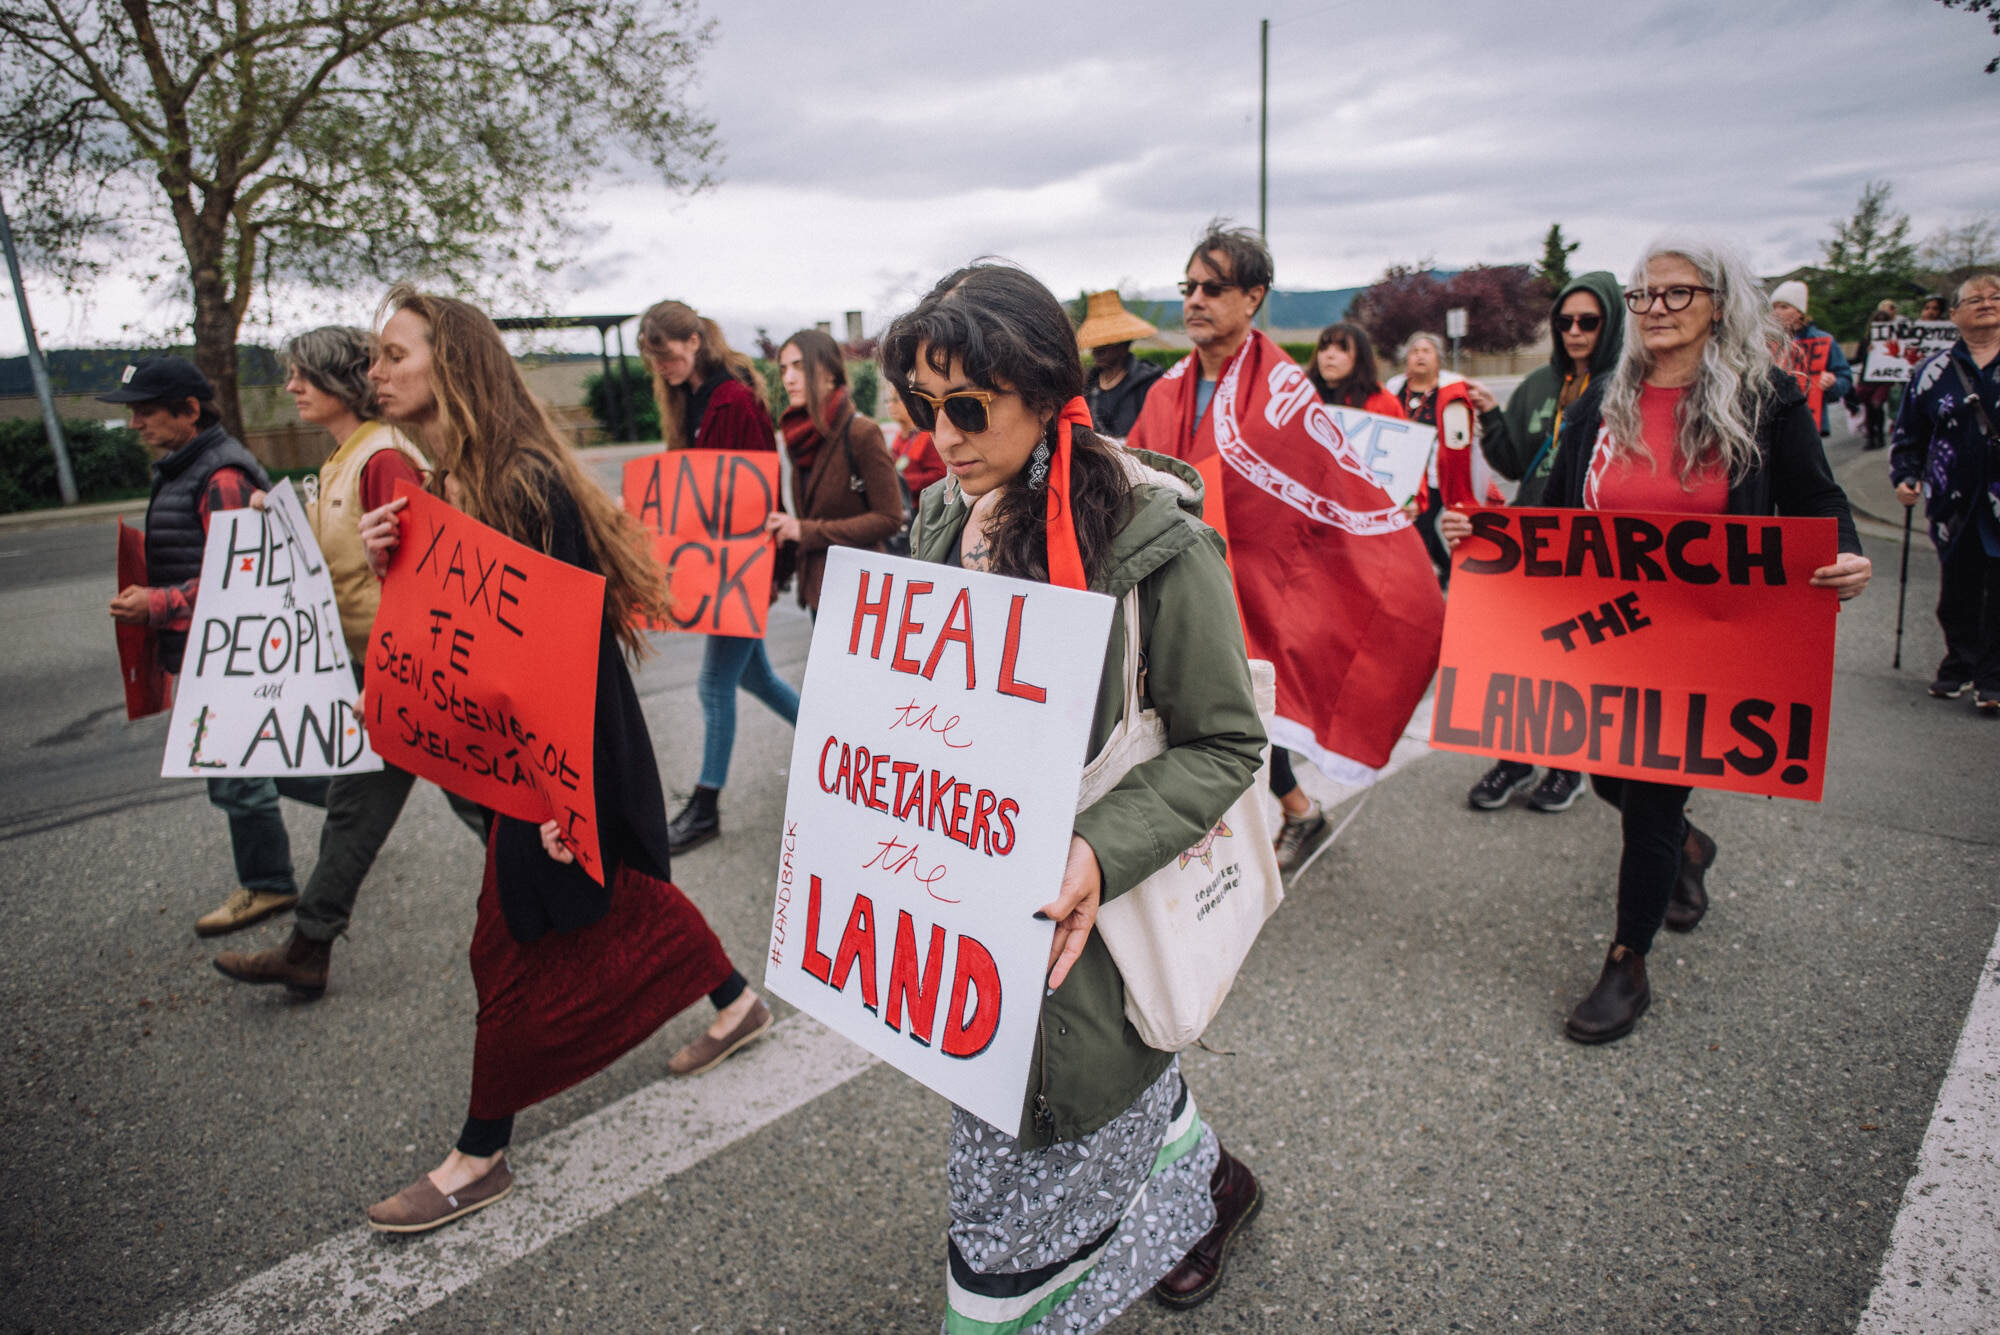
[1664,823,1717,932]
[1564,944,1649,1044]
[1155,1148,1262,1309]
[213,929,331,999]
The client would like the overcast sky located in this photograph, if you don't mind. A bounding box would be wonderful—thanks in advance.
[6,0,1998,359]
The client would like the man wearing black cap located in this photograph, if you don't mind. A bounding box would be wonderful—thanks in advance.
[103,357,328,937]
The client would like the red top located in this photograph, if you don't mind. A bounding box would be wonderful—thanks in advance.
[892,428,945,493]
[360,449,425,512]
[1359,389,1406,418]
[1584,385,1729,514]
[692,377,777,453]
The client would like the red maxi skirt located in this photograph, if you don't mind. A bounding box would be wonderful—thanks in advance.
[467,849,734,1120]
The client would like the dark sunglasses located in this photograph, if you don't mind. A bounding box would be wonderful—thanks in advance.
[1178,278,1241,298]
[902,387,999,434]
[1553,313,1603,333]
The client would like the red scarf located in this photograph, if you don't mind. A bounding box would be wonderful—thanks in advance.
[1045,397,1091,589]
[1126,331,1444,778]
[781,387,848,479]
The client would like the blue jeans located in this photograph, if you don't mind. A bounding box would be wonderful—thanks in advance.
[696,634,799,789]
[205,776,330,895]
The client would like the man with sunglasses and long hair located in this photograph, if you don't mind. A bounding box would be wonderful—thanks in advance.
[1461,271,1627,814]
[1127,220,1445,880]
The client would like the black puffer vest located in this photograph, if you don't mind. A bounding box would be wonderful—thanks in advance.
[144,424,270,673]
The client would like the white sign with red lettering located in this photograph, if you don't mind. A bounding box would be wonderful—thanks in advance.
[764,545,1114,1133]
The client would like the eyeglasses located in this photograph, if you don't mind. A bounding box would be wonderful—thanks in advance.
[1956,294,2000,310]
[1553,313,1603,333]
[1624,285,1718,313]
[1179,279,1241,299]
[902,386,1000,434]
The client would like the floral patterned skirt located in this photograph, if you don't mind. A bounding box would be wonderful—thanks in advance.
[942,1059,1219,1335]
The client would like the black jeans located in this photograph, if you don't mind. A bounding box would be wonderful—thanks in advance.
[1590,775,1691,956]
[1936,537,2000,692]
[1268,748,1297,798]
[293,663,488,943]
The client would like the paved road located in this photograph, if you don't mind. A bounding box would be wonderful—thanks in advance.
[3,429,1997,1333]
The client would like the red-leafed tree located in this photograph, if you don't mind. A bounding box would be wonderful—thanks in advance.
[1353,263,1547,357]
[1445,265,1550,352]
[1348,265,1451,357]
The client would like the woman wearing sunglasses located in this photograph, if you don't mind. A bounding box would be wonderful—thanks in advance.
[764,329,903,617]
[1461,271,1626,816]
[636,300,801,855]
[1441,237,1870,1046]
[886,264,1268,1329]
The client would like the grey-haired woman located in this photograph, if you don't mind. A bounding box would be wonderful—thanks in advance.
[211,325,486,997]
[886,264,1268,1331]
[1442,237,1870,1044]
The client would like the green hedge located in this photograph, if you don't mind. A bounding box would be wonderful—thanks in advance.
[0,417,152,513]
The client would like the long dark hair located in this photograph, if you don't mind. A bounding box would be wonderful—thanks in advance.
[780,328,850,437]
[882,264,1133,586]
[1305,321,1384,407]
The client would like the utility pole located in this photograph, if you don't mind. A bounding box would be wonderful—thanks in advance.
[1258,17,1270,329]
[0,189,77,506]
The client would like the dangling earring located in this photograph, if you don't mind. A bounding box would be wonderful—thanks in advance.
[1027,439,1051,491]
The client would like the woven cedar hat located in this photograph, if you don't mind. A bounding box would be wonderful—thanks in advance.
[1076,290,1158,351]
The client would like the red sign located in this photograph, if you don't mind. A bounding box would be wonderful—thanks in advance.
[116,519,171,719]
[366,483,608,880]
[1429,507,1841,800]
[623,450,782,637]
[1785,335,1832,429]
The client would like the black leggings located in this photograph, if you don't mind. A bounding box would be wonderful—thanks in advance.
[1268,748,1297,798]
[452,969,750,1156]
[1590,775,1691,956]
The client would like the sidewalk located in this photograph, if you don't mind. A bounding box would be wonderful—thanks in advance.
[0,440,670,534]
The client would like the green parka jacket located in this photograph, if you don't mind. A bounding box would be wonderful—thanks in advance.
[1478,270,1626,507]
[908,448,1266,1147]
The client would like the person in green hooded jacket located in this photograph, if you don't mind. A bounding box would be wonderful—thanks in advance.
[1462,269,1625,815]
[888,263,1269,1329]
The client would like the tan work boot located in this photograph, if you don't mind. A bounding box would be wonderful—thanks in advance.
[194,887,298,937]
[213,929,331,999]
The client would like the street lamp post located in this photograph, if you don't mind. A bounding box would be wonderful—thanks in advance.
[0,189,78,506]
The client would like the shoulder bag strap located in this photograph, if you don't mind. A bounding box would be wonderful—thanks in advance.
[1944,357,1992,477]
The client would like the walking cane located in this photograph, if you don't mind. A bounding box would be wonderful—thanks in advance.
[1893,504,1913,670]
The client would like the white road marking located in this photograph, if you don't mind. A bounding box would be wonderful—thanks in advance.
[1857,915,2000,1335]
[142,703,1441,1334]
[141,1017,877,1335]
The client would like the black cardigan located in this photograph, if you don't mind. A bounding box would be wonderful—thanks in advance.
[1545,368,1862,555]
[487,477,675,944]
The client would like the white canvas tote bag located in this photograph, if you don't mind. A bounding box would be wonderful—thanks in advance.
[1077,589,1283,1050]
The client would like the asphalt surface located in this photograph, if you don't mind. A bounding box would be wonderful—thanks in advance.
[3,428,1996,1334]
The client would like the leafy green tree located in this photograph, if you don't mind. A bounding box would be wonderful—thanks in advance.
[1816,181,1922,340]
[0,0,718,436]
[1535,223,1581,295]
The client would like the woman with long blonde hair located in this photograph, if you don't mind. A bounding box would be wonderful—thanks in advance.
[1443,236,1870,1045]
[354,286,771,1235]
[635,300,799,854]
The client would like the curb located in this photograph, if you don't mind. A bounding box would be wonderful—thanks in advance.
[0,499,146,533]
